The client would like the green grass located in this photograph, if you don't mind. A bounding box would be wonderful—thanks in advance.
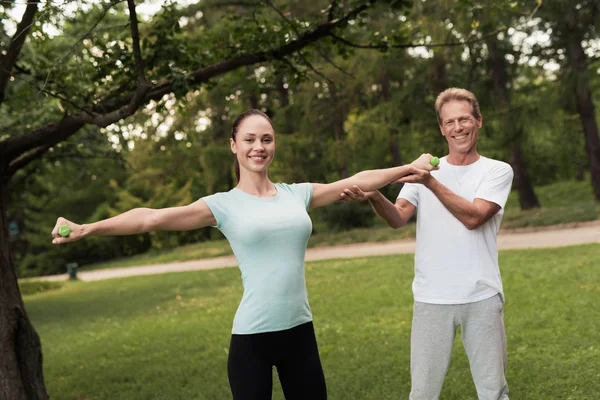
[18,280,65,296]
[80,239,234,271]
[503,179,600,229]
[26,244,600,399]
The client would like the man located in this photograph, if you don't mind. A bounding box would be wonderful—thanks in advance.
[341,88,514,399]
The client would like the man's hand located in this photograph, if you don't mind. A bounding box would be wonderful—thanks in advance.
[395,165,433,185]
[338,185,376,202]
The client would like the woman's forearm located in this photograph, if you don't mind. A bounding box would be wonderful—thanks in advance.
[350,165,413,191]
[83,208,156,238]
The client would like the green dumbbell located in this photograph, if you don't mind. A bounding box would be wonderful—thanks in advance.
[58,225,71,237]
[430,156,440,167]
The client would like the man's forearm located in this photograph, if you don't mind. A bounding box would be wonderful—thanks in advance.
[368,191,406,229]
[425,178,484,230]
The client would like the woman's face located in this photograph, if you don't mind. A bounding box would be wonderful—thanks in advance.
[230,114,276,176]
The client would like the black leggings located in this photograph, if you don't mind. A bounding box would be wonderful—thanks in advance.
[227,321,327,400]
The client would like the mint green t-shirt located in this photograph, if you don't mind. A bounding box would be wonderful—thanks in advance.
[202,183,314,334]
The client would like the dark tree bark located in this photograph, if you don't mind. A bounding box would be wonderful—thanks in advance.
[566,33,600,202]
[0,169,48,399]
[276,74,294,134]
[380,70,402,166]
[509,139,540,209]
[431,51,448,95]
[329,84,349,179]
[488,39,540,209]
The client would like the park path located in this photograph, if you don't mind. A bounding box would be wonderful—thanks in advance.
[31,220,600,282]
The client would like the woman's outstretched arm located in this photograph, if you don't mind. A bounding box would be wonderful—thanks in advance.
[310,153,436,209]
[51,199,216,244]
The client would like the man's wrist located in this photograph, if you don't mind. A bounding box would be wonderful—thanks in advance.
[367,190,383,203]
[423,174,436,190]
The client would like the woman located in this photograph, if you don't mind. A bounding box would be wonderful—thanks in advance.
[52,109,437,400]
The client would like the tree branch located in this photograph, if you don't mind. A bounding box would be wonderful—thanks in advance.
[124,0,151,110]
[4,0,372,163]
[6,144,51,178]
[328,2,543,51]
[9,63,95,115]
[317,47,355,79]
[0,0,40,104]
[279,56,308,80]
[70,0,152,129]
[329,26,512,50]
[40,0,126,94]
[327,0,339,22]
[265,0,300,37]
[203,0,262,8]
[298,52,334,85]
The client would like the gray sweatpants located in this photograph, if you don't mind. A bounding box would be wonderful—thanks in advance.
[409,294,509,400]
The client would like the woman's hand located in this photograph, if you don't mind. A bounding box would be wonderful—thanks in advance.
[338,185,376,202]
[51,217,84,245]
[410,153,439,171]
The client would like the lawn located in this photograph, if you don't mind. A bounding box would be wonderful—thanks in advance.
[25,244,600,399]
[78,178,599,272]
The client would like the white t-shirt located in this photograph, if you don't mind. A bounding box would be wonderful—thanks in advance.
[398,156,514,304]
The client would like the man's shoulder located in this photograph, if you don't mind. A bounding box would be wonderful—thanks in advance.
[479,156,513,173]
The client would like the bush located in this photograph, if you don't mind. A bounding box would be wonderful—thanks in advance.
[311,201,375,232]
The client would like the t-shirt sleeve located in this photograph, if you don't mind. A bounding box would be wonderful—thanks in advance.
[288,183,313,211]
[200,192,229,229]
[475,162,514,209]
[397,183,420,208]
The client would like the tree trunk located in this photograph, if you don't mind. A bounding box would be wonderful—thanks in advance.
[248,91,259,109]
[329,85,349,179]
[567,36,600,202]
[509,140,540,209]
[276,74,294,134]
[0,167,49,399]
[488,39,540,209]
[379,70,402,165]
[431,51,448,95]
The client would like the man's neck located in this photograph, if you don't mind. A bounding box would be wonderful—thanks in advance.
[445,151,480,166]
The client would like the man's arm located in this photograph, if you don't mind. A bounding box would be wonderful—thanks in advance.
[426,179,500,230]
[370,192,417,229]
[340,186,416,229]
[396,169,501,230]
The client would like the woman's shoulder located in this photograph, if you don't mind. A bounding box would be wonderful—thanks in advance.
[275,182,312,194]
[202,188,237,203]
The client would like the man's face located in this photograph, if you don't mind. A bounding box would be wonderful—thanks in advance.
[438,100,482,156]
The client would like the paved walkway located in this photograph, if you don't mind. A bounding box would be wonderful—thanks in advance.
[32,221,600,282]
